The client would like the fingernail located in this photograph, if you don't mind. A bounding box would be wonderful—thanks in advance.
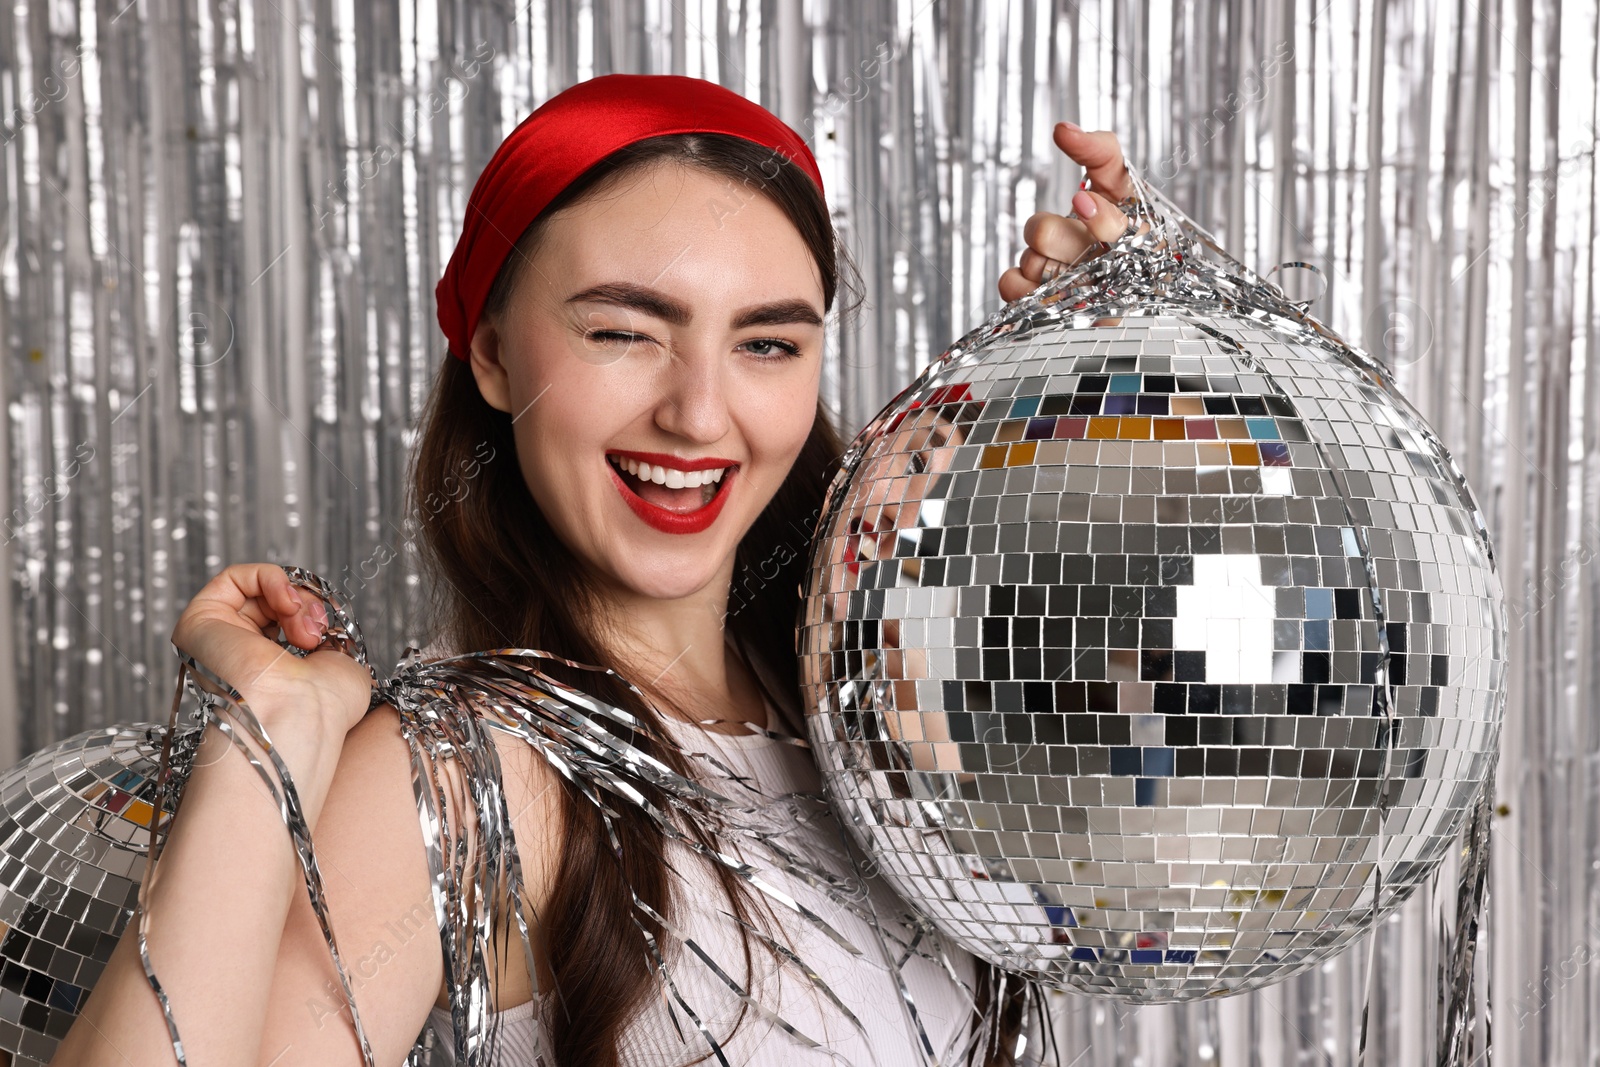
[309,599,327,632]
[1059,120,1081,133]
[1072,190,1098,219]
[290,589,303,608]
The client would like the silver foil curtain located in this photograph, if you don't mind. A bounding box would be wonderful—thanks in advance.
[0,0,1591,1063]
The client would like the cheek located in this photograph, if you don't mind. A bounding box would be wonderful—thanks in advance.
[508,362,633,493]
[745,371,821,464]
[508,427,558,518]
[750,409,816,486]
[510,407,591,517]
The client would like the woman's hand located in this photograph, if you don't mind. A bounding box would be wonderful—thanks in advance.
[998,121,1141,303]
[170,563,374,738]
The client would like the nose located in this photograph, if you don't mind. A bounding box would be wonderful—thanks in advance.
[651,346,731,445]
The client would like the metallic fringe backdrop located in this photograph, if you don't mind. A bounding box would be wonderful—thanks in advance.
[0,0,1591,1063]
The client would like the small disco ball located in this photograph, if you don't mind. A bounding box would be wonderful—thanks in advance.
[0,725,182,1064]
[798,182,1506,1001]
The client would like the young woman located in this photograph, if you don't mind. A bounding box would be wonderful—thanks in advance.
[51,75,1134,1067]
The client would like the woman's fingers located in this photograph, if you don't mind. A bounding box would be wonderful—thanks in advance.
[999,190,1139,301]
[173,564,329,664]
[1031,190,1139,255]
[1022,212,1097,271]
[1022,192,1132,262]
[997,266,1040,303]
[247,565,327,649]
[169,563,369,732]
[998,127,1152,307]
[1069,189,1138,245]
[282,598,327,648]
[999,124,1147,303]
[194,563,294,617]
[225,564,328,649]
[1052,123,1132,201]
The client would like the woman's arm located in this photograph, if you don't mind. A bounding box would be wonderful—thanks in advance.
[51,699,456,1067]
[253,703,564,1065]
[48,702,352,1066]
[251,702,446,1066]
[55,693,559,1067]
[47,564,383,1067]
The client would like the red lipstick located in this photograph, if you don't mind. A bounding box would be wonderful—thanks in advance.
[608,450,737,472]
[606,453,738,535]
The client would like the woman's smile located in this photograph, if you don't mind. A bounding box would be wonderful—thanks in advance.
[605,449,740,534]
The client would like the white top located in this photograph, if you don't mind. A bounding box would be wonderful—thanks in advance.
[416,643,977,1066]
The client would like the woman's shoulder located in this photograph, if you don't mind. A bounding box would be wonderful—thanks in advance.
[355,697,563,1012]
[356,687,566,879]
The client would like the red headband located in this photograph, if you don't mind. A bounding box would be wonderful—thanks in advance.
[435,73,825,362]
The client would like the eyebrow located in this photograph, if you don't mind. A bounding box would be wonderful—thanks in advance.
[565,281,823,330]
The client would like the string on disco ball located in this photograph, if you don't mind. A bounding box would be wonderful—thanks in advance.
[138,565,1010,1067]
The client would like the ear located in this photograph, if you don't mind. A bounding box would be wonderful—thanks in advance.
[466,318,513,414]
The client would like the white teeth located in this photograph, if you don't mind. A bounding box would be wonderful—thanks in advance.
[610,456,732,487]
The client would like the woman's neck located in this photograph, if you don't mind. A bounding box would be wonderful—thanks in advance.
[595,576,770,732]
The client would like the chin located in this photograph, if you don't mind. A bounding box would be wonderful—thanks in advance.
[611,564,728,603]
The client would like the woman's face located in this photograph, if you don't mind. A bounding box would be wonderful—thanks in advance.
[467,161,827,607]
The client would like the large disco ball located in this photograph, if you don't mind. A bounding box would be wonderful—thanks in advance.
[798,173,1506,1001]
[0,725,181,1064]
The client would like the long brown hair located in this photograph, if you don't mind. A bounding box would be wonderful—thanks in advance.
[411,132,852,1066]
